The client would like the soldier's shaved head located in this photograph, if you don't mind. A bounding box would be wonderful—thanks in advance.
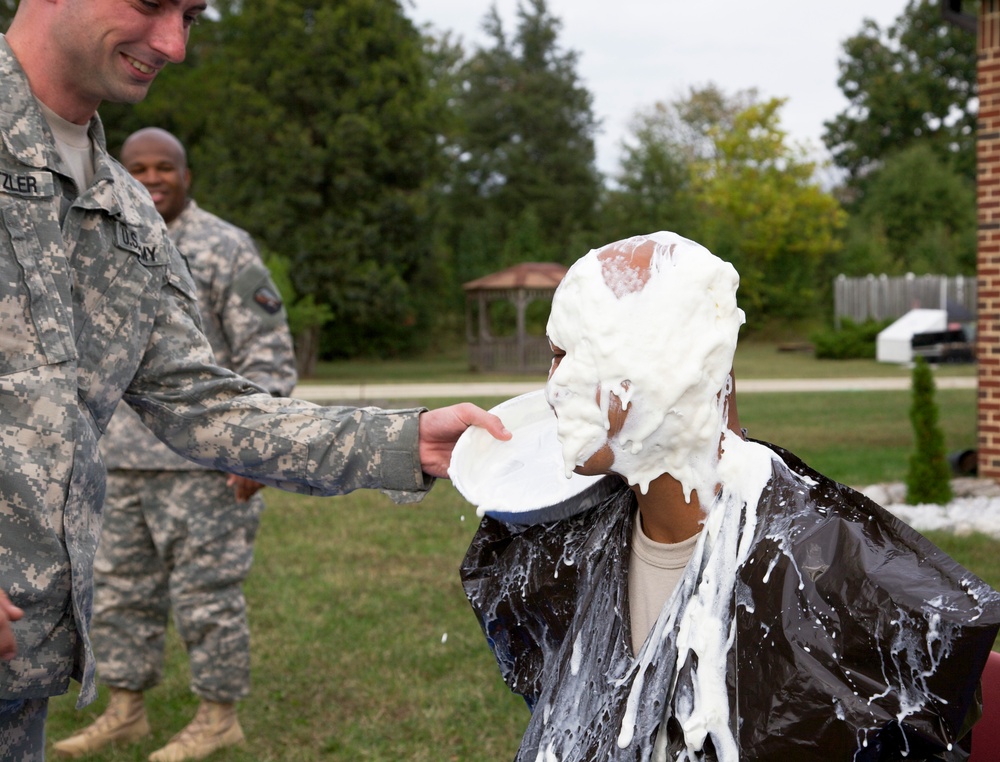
[121,127,188,169]
[121,127,192,224]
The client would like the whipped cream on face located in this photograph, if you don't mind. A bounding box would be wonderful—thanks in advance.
[542,233,785,759]
[545,231,744,498]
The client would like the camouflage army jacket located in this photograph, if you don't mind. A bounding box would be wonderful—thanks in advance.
[0,39,429,707]
[101,200,298,471]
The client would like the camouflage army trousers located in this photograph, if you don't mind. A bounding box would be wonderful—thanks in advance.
[92,470,264,703]
[0,698,47,761]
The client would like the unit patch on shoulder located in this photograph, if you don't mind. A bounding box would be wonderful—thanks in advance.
[254,286,283,314]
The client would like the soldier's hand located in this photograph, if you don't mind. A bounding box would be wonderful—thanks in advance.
[418,403,511,479]
[0,588,23,660]
[227,474,266,502]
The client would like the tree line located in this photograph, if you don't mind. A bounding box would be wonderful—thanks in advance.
[0,0,976,369]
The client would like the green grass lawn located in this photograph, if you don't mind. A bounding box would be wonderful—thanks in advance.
[47,486,528,761]
[740,388,977,487]
[45,347,994,760]
[46,478,1000,761]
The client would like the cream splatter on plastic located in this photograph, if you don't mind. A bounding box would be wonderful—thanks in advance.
[546,231,744,499]
[485,231,998,760]
[634,431,777,761]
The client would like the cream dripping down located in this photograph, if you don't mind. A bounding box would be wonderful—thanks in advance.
[545,231,744,500]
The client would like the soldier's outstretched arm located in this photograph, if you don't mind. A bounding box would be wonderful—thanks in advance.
[418,404,511,479]
[0,589,23,660]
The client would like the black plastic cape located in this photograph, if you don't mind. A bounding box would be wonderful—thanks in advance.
[461,442,1000,761]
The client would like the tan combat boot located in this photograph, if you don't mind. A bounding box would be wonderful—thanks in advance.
[52,687,150,758]
[148,701,245,762]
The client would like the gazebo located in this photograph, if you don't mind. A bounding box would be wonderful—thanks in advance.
[463,262,567,373]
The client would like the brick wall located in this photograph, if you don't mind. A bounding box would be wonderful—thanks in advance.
[979,0,1000,478]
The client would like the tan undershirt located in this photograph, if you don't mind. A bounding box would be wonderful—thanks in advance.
[37,99,94,191]
[628,509,699,654]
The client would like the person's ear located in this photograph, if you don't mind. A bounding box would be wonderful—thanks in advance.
[725,370,741,435]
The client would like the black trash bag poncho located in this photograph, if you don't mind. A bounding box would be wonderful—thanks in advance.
[461,442,1000,761]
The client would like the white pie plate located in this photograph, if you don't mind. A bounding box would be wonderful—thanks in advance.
[449,389,616,525]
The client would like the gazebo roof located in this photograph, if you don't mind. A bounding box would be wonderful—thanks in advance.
[463,262,567,292]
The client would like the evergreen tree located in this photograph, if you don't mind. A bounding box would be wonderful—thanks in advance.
[906,357,954,505]
[104,0,445,361]
[442,0,600,284]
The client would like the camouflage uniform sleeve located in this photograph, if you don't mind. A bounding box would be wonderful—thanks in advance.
[124,245,431,503]
[208,222,297,397]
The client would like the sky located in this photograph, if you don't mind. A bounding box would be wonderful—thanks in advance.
[405,0,911,178]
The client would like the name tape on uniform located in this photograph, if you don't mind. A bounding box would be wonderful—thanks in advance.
[0,170,54,198]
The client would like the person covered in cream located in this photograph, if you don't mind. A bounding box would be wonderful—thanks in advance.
[461,232,1000,761]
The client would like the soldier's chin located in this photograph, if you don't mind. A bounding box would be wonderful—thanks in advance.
[109,81,156,106]
[571,446,614,477]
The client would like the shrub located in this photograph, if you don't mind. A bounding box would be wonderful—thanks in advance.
[811,319,890,360]
[905,357,953,505]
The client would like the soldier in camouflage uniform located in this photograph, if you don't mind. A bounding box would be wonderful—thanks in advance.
[0,3,508,760]
[51,127,299,760]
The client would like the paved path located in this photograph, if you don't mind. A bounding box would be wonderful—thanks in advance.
[293,381,542,402]
[293,375,976,402]
[736,376,976,393]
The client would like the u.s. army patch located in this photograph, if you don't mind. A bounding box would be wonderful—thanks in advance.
[115,221,162,265]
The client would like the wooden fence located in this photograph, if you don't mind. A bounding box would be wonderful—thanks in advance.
[833,274,977,328]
